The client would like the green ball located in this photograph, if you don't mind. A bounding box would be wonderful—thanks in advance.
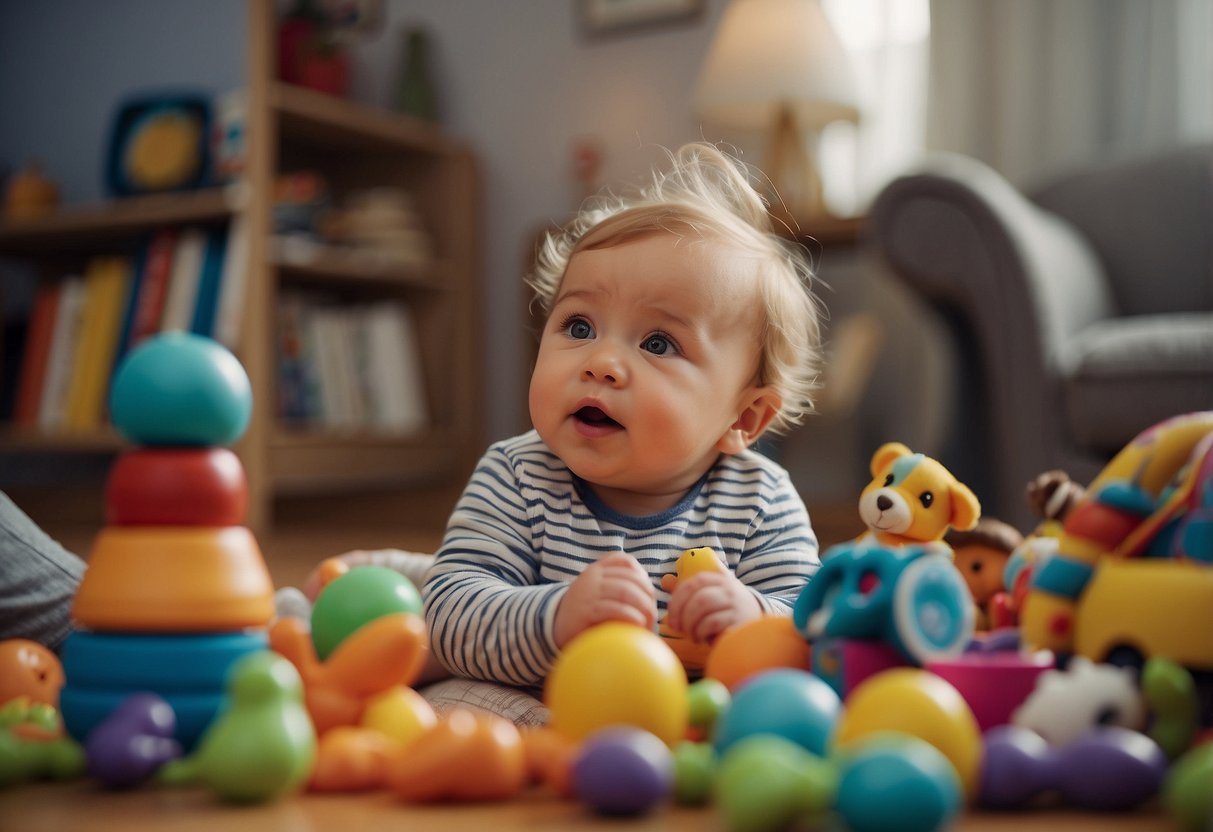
[309,566,423,660]
[1165,743,1213,831]
[672,740,716,805]
[687,677,731,731]
[715,735,837,832]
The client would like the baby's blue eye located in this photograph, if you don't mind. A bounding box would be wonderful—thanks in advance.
[643,334,672,355]
[566,319,594,339]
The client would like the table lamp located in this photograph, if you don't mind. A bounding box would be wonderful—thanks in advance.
[693,0,860,225]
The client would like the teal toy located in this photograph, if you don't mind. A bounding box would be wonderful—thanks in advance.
[309,566,423,660]
[109,332,252,447]
[834,735,963,832]
[60,630,267,750]
[712,669,841,757]
[714,734,836,832]
[0,727,86,788]
[158,651,315,803]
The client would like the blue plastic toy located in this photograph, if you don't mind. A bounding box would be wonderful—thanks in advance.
[792,542,974,666]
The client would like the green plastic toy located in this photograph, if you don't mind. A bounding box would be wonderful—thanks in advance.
[158,651,316,802]
[714,735,837,832]
[0,727,85,788]
[1164,742,1213,832]
[1142,656,1200,760]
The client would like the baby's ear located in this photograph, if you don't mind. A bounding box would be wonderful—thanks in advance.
[717,388,781,455]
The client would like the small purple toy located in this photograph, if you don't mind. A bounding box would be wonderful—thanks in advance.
[85,692,182,789]
[979,724,1167,811]
[572,727,674,816]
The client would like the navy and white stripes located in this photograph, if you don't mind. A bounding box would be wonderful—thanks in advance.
[424,430,820,687]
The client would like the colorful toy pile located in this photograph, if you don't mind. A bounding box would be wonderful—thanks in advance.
[60,332,272,753]
[2,343,1212,831]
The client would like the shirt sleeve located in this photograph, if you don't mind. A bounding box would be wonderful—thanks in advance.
[423,446,566,687]
[734,467,821,615]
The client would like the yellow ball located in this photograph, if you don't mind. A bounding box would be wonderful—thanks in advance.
[545,622,688,745]
[359,686,437,747]
[833,668,982,797]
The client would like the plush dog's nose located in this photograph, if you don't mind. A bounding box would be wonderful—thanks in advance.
[876,494,892,511]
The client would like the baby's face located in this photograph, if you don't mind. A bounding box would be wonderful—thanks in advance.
[528,230,769,512]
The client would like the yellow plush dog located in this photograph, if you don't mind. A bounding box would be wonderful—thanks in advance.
[858,442,981,547]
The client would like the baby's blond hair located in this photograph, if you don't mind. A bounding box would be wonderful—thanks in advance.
[528,142,823,435]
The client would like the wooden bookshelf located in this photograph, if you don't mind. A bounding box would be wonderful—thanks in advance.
[0,0,481,533]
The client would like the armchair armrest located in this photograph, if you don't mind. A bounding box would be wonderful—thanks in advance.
[865,153,1117,524]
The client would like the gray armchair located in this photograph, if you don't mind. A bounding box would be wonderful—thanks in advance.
[865,145,1213,530]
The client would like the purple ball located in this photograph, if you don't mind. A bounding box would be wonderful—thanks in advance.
[572,727,674,815]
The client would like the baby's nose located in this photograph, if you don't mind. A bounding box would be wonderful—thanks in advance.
[582,347,626,386]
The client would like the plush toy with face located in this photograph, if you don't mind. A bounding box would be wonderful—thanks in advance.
[858,442,981,548]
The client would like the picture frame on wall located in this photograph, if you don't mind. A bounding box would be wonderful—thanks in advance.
[580,0,706,36]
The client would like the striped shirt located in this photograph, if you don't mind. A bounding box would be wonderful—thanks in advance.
[424,430,820,688]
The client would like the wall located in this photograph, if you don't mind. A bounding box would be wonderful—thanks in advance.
[0,0,736,449]
[0,0,246,205]
[348,1,734,442]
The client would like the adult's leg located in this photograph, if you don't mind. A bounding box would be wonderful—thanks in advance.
[0,491,85,651]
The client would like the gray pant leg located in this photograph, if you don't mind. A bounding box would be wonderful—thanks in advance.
[0,490,85,651]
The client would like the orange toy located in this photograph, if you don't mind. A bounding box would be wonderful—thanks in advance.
[858,442,980,548]
[268,612,427,735]
[387,708,528,802]
[521,726,578,798]
[0,640,64,708]
[308,726,401,792]
[71,526,274,631]
[704,615,812,691]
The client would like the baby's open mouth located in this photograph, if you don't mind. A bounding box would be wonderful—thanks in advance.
[574,406,621,429]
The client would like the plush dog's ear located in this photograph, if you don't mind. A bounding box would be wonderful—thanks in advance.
[870,442,912,477]
[949,480,981,531]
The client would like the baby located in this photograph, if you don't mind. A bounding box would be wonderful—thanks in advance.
[422,142,825,696]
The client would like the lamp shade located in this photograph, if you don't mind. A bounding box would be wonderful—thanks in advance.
[693,0,860,130]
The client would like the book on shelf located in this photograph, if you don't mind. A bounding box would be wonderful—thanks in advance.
[275,293,429,436]
[12,282,61,427]
[159,226,208,333]
[62,256,133,431]
[189,226,229,338]
[364,301,429,435]
[212,213,249,351]
[37,276,86,432]
[120,226,177,356]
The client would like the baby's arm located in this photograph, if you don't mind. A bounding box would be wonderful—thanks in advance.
[424,449,569,688]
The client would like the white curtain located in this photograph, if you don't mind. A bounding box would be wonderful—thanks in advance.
[927,0,1213,188]
[820,0,930,214]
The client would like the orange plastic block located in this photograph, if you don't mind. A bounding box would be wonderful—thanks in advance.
[72,526,274,632]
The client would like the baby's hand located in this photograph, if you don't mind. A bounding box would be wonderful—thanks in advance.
[665,571,762,644]
[554,552,657,647]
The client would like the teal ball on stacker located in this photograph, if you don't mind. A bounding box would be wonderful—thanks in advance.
[110,332,252,447]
